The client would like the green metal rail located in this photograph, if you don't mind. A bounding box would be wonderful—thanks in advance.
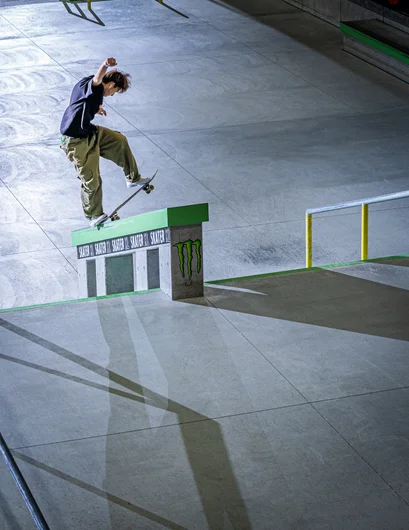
[305,190,409,268]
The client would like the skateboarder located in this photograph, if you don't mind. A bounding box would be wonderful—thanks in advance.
[60,58,149,225]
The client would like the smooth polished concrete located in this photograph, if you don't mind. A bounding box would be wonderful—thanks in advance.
[0,0,409,308]
[0,259,409,528]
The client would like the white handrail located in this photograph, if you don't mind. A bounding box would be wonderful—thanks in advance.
[305,189,409,267]
[307,190,409,215]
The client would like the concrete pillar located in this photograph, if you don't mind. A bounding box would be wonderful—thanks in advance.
[134,250,148,291]
[303,0,341,25]
[168,224,204,300]
[77,259,88,299]
[95,258,106,296]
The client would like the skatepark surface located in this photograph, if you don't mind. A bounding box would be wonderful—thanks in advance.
[1,258,409,528]
[1,1,409,528]
[0,0,409,308]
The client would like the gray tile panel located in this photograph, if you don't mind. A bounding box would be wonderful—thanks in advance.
[0,294,304,447]
[1,392,409,527]
[1,0,192,37]
[0,249,78,309]
[316,388,409,503]
[0,12,23,38]
[205,264,409,399]
[30,23,253,65]
[0,187,55,255]
[0,36,56,70]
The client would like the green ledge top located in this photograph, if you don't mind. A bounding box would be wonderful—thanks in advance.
[72,203,209,247]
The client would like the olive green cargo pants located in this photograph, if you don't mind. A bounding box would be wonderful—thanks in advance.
[60,126,140,219]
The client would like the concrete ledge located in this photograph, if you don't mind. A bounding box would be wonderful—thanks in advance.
[72,204,209,301]
[71,203,209,247]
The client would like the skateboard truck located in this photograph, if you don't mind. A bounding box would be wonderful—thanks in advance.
[89,212,120,228]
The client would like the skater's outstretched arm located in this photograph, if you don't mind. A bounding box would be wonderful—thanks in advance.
[92,58,117,86]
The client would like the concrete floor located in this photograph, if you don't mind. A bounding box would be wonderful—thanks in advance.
[1,2,409,526]
[0,0,409,308]
[1,258,409,528]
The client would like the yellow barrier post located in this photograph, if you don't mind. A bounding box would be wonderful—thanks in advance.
[306,213,312,268]
[361,203,368,260]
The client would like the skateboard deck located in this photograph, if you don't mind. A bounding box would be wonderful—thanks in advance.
[90,170,158,228]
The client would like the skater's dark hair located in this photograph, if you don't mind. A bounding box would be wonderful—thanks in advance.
[102,70,131,92]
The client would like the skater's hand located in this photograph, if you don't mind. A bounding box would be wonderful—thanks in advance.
[105,58,117,67]
[97,105,107,116]
[93,58,117,86]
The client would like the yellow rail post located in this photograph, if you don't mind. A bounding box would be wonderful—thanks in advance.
[361,203,368,260]
[306,213,312,268]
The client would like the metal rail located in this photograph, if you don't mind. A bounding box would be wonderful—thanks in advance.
[305,190,409,268]
[0,432,50,530]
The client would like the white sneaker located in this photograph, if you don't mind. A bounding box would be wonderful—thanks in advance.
[89,213,108,228]
[126,177,150,189]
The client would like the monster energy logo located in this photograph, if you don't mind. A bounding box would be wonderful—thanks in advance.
[173,239,202,279]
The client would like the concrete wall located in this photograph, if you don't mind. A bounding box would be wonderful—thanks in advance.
[340,0,383,23]
[284,0,409,28]
[284,0,341,25]
[283,0,382,26]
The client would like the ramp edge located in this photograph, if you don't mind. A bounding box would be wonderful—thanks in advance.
[1,254,407,313]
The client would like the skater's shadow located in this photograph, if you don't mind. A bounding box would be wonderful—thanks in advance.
[98,298,252,529]
[0,304,252,529]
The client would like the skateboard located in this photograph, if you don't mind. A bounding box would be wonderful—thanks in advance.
[90,170,158,228]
